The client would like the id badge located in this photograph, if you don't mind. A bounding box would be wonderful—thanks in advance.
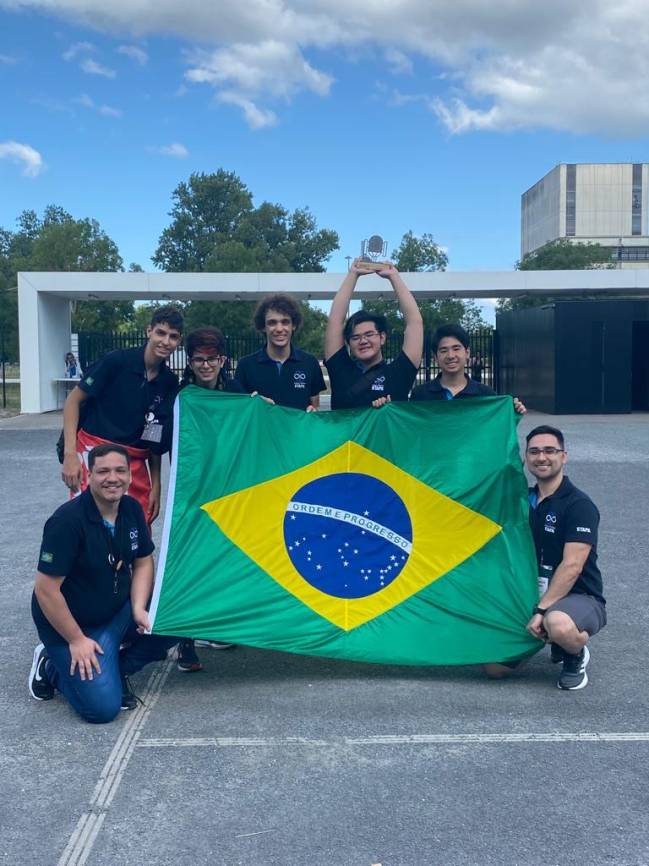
[537,575,549,597]
[141,420,163,443]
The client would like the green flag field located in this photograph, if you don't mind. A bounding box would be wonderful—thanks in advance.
[149,388,540,665]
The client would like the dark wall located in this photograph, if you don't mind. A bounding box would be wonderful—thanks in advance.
[497,307,556,412]
[497,300,649,414]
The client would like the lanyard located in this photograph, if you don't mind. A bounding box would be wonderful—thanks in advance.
[104,520,126,595]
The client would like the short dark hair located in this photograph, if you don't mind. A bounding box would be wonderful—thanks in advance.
[431,324,470,354]
[526,425,565,449]
[253,294,302,332]
[88,444,131,471]
[150,305,184,333]
[185,327,226,358]
[343,310,388,343]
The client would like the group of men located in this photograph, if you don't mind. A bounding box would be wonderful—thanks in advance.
[28,259,606,724]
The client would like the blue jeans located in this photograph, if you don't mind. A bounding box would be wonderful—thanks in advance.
[44,601,177,724]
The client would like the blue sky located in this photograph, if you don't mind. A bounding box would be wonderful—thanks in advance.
[2,0,649,319]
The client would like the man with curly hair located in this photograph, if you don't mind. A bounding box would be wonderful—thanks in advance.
[235,293,325,411]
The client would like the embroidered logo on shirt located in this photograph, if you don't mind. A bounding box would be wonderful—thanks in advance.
[293,371,307,389]
[576,526,592,533]
[371,375,386,392]
[40,551,54,563]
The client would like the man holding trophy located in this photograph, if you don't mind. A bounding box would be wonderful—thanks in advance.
[324,236,423,409]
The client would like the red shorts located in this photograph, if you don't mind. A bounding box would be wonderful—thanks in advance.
[75,430,152,519]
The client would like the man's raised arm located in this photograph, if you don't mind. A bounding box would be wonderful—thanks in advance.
[376,264,423,368]
[324,259,374,361]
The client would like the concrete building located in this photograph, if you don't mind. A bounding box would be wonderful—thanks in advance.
[521,163,649,267]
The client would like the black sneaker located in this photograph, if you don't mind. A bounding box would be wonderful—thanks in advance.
[194,639,236,650]
[550,643,565,664]
[558,645,590,690]
[177,639,203,672]
[120,673,142,711]
[29,643,55,701]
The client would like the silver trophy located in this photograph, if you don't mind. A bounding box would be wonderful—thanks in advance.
[359,235,390,271]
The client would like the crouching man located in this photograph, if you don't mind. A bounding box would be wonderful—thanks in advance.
[486,425,606,690]
[29,444,177,722]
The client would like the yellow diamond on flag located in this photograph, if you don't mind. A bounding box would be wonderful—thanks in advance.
[201,441,501,631]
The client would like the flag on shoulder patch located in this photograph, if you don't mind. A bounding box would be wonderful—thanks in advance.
[149,388,540,665]
[40,551,54,563]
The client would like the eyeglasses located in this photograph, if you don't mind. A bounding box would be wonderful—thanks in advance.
[526,447,564,456]
[349,330,380,343]
[190,355,224,367]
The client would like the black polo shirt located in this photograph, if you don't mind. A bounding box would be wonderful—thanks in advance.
[528,476,604,603]
[325,347,418,410]
[234,345,325,410]
[79,346,178,452]
[410,374,495,401]
[32,489,154,645]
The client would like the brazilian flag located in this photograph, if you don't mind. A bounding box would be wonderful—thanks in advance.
[149,388,540,665]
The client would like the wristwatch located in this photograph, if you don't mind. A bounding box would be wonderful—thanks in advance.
[532,606,547,616]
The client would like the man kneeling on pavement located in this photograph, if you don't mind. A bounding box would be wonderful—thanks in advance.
[29,444,177,722]
[485,424,606,690]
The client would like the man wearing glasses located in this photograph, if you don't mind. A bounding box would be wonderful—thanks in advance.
[235,293,325,411]
[324,259,423,409]
[487,425,606,689]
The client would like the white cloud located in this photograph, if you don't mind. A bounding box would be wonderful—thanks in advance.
[384,48,413,76]
[185,40,332,127]
[5,1,649,135]
[156,142,189,157]
[117,44,148,65]
[75,93,122,117]
[62,41,94,61]
[217,91,277,129]
[98,104,122,116]
[0,53,17,64]
[0,140,44,177]
[80,57,116,78]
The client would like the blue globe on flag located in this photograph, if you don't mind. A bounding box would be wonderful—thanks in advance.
[283,472,413,599]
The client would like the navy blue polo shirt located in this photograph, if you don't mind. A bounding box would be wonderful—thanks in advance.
[79,346,178,452]
[325,347,418,410]
[234,345,325,410]
[528,476,604,603]
[410,374,495,401]
[32,489,154,645]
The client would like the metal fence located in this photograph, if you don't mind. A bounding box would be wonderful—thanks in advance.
[78,327,498,389]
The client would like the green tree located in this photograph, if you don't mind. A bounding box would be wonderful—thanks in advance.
[362,231,487,332]
[154,169,340,352]
[392,230,448,272]
[500,239,614,311]
[0,207,128,357]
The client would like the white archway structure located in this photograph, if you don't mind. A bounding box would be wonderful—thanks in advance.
[18,268,649,412]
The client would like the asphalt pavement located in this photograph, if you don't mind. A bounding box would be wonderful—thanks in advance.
[1,409,648,866]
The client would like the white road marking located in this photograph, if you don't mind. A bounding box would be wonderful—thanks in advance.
[136,731,649,748]
[57,658,174,866]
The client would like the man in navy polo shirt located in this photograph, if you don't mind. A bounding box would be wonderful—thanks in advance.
[324,258,423,410]
[29,444,177,722]
[486,425,606,690]
[410,323,525,412]
[235,293,325,411]
[61,306,183,523]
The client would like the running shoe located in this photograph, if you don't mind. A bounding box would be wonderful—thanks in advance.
[120,673,141,710]
[28,643,54,701]
[194,640,236,650]
[177,639,203,672]
[558,645,590,690]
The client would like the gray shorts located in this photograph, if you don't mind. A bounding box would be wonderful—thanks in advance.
[546,593,607,636]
